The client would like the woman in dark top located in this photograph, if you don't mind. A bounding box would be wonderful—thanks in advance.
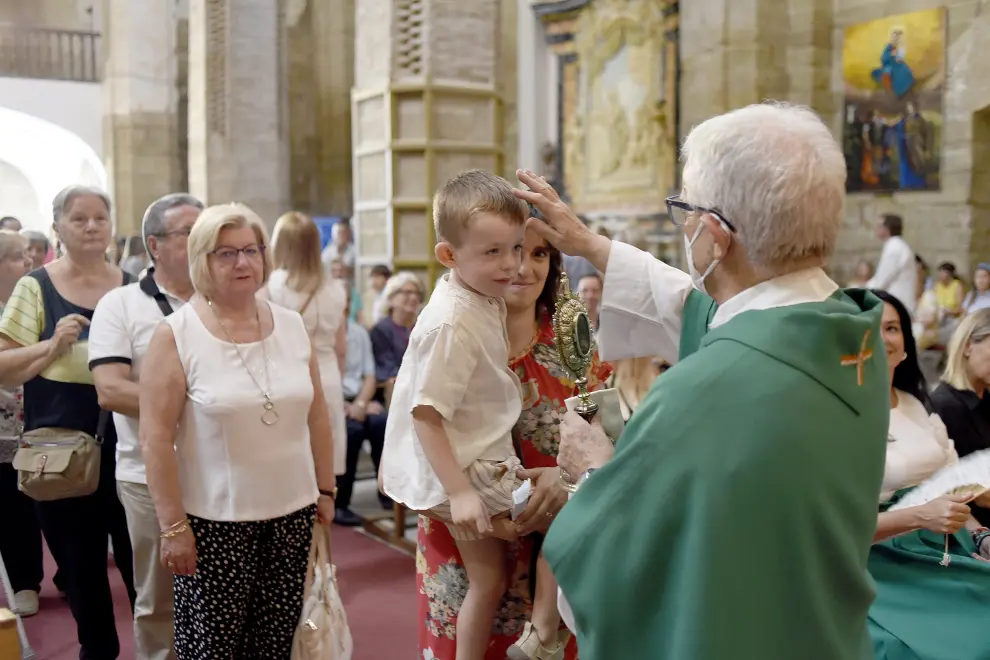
[931,308,990,526]
[369,270,424,382]
[0,185,136,660]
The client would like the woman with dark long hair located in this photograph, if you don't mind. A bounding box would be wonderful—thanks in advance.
[416,225,611,659]
[867,289,990,660]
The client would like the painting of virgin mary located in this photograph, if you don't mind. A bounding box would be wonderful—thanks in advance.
[841,8,945,193]
[871,28,916,99]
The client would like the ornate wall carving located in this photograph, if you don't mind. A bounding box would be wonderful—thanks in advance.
[534,0,680,264]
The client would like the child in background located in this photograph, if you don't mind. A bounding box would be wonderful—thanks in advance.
[381,170,564,660]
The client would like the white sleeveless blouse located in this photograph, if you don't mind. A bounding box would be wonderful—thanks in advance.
[166,302,318,521]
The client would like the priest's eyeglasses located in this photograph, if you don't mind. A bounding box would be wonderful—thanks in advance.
[665,196,737,233]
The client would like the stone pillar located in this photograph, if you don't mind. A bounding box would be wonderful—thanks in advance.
[187,0,288,226]
[285,0,355,217]
[351,0,503,292]
[102,0,183,235]
[679,0,792,135]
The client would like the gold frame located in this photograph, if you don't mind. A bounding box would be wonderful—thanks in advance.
[552,273,597,417]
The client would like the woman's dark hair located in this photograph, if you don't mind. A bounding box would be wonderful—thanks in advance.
[527,203,563,320]
[536,243,562,321]
[871,289,930,409]
[937,261,956,276]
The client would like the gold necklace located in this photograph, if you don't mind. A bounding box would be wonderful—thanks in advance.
[207,299,279,426]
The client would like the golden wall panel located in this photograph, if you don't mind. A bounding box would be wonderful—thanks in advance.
[432,97,495,142]
[356,153,386,201]
[395,94,427,141]
[394,153,427,199]
[395,210,432,260]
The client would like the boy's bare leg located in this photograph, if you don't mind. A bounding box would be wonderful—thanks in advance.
[455,536,508,660]
[531,554,562,646]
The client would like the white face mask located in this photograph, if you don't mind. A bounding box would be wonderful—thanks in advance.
[683,221,721,295]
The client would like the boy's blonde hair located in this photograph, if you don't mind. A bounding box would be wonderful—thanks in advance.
[432,170,528,246]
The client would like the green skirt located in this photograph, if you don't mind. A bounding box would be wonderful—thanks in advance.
[868,497,990,660]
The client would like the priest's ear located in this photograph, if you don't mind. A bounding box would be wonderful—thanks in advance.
[435,240,457,269]
[703,213,733,260]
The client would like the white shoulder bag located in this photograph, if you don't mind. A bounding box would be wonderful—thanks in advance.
[291,525,353,660]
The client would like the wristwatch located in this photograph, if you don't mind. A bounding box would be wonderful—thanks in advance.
[575,468,597,490]
[319,487,338,500]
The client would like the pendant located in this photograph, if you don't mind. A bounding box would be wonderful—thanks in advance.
[261,398,279,426]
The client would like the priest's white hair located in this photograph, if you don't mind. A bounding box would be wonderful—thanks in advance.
[680,102,845,276]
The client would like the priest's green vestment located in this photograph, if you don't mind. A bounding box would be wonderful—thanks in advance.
[544,288,890,660]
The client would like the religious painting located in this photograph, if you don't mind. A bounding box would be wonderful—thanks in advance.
[842,8,946,193]
[560,0,675,214]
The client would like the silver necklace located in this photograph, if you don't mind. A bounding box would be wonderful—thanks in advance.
[207,299,279,426]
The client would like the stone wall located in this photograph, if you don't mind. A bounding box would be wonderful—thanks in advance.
[679,0,990,280]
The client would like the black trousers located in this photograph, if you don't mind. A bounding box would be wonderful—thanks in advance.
[173,505,316,660]
[0,461,44,593]
[36,441,136,660]
[336,411,387,509]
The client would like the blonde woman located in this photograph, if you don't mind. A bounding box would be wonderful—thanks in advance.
[265,211,348,482]
[140,203,337,659]
[610,356,666,422]
[931,309,990,527]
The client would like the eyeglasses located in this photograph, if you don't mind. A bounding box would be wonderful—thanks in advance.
[665,195,736,233]
[209,244,265,265]
[156,228,192,239]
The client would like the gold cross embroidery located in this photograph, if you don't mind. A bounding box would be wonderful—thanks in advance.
[841,329,874,386]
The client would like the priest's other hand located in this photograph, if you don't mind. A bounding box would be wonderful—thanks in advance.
[514,170,611,268]
[915,494,971,534]
[557,411,614,479]
[974,491,990,509]
[514,467,568,535]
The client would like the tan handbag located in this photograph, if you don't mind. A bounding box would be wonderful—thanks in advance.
[12,411,108,501]
[291,524,352,660]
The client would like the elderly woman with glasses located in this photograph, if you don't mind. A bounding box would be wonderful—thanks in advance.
[139,203,338,659]
[517,102,890,659]
[369,270,424,383]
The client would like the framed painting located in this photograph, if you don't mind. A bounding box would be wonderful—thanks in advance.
[842,8,946,193]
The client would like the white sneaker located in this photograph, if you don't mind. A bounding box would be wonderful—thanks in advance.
[13,590,39,617]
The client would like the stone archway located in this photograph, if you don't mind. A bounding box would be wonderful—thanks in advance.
[0,106,107,231]
[0,158,43,228]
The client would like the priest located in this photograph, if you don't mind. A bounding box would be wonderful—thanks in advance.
[515,102,890,660]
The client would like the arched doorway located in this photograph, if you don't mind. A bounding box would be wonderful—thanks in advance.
[0,106,107,232]
[0,158,43,228]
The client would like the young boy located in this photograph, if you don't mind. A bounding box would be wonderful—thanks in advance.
[381,170,564,660]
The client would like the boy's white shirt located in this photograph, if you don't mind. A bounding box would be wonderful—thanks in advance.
[380,275,523,511]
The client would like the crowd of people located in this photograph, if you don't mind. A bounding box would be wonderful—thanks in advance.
[1,100,989,660]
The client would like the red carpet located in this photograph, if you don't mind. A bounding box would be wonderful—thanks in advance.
[1,528,416,659]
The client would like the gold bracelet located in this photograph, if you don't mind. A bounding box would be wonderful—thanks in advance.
[160,519,190,539]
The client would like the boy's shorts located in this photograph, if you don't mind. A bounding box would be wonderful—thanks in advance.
[430,456,522,541]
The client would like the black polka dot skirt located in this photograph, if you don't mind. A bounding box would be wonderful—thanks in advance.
[173,504,317,659]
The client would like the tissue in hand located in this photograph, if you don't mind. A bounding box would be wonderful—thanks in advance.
[511,479,532,521]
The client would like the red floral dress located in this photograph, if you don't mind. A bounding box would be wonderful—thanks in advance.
[416,316,612,659]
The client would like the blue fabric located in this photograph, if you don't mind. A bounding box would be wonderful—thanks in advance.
[871,44,916,98]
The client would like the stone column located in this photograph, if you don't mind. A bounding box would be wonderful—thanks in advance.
[679,0,792,135]
[284,0,355,217]
[187,0,288,227]
[102,0,183,235]
[352,0,503,292]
